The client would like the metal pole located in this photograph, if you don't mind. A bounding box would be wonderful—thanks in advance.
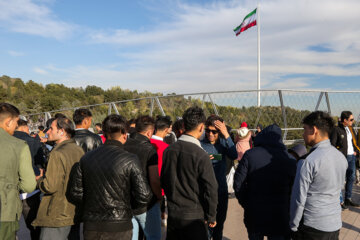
[111,103,119,115]
[202,94,207,109]
[278,90,288,141]
[155,97,166,116]
[324,92,331,115]
[150,98,155,116]
[208,94,219,115]
[257,5,261,107]
[314,92,324,111]
[108,103,112,116]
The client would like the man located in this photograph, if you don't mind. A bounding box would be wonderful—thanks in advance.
[161,107,218,240]
[0,103,37,239]
[14,119,45,240]
[330,110,360,207]
[234,124,296,240]
[73,108,102,152]
[37,126,45,138]
[200,115,237,240]
[150,115,173,225]
[124,116,162,240]
[68,114,153,240]
[32,116,85,239]
[290,111,347,239]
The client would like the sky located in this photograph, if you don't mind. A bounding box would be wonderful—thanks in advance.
[0,0,359,94]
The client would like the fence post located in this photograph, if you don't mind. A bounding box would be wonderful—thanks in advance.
[208,94,219,115]
[202,94,207,109]
[108,103,112,115]
[111,103,119,115]
[278,90,288,141]
[150,98,155,116]
[324,92,331,115]
[155,97,166,116]
[315,92,324,111]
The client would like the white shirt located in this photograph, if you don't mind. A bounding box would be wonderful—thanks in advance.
[151,135,163,141]
[345,127,354,155]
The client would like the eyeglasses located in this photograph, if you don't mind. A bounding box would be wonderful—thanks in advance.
[349,119,354,122]
[205,129,219,134]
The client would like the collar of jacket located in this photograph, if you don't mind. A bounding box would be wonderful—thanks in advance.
[53,139,76,150]
[13,131,30,138]
[179,134,202,148]
[75,129,91,134]
[132,132,150,143]
[104,139,124,148]
[338,122,345,129]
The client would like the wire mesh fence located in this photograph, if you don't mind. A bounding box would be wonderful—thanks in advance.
[25,89,360,143]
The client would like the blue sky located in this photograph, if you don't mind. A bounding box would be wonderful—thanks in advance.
[0,0,359,94]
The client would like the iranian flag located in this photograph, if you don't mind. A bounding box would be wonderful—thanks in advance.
[234,8,257,36]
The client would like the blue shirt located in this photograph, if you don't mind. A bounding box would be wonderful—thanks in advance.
[201,137,237,194]
[290,139,347,232]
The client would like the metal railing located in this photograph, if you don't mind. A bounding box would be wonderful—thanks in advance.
[25,89,360,143]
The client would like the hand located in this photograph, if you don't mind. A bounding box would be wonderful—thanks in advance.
[354,152,357,156]
[36,168,44,181]
[208,221,217,228]
[40,137,48,143]
[209,155,214,160]
[214,120,229,139]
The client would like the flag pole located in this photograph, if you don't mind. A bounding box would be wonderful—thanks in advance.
[257,4,261,107]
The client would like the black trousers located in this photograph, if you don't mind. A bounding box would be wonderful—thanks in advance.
[84,229,132,240]
[294,224,339,240]
[209,193,228,240]
[22,192,41,240]
[166,218,208,240]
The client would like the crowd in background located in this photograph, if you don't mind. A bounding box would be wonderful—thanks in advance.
[0,102,359,240]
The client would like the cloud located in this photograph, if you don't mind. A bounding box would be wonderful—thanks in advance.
[8,50,24,56]
[0,0,75,39]
[81,0,360,92]
[33,67,48,75]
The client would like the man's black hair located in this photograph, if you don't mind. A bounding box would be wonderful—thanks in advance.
[0,103,20,122]
[135,116,155,133]
[38,125,45,131]
[182,107,206,132]
[205,114,224,127]
[56,116,75,138]
[102,114,128,139]
[95,123,102,128]
[340,111,353,122]
[302,111,334,137]
[54,113,66,119]
[17,119,28,127]
[73,108,92,125]
[155,115,172,132]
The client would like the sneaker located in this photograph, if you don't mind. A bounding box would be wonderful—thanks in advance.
[345,198,360,207]
[341,203,348,211]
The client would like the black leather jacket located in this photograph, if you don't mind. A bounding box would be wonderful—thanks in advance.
[124,132,159,213]
[73,129,102,153]
[330,122,360,157]
[67,140,152,232]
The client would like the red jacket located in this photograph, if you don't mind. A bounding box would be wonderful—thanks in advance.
[150,137,169,196]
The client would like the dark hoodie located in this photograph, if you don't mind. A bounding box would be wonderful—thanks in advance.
[233,124,296,236]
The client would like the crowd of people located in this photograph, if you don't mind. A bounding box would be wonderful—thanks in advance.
[0,101,359,240]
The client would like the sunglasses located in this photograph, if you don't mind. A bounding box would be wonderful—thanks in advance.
[349,119,354,122]
[205,129,219,134]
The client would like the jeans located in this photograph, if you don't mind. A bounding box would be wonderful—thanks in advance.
[22,192,41,240]
[132,203,161,240]
[248,232,290,240]
[84,229,132,240]
[40,226,71,240]
[345,154,356,199]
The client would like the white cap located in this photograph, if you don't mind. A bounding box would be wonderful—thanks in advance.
[237,127,249,137]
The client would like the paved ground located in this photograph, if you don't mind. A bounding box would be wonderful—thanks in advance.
[223,184,360,240]
[17,184,360,240]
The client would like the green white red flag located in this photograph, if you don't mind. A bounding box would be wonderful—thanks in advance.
[234,8,257,36]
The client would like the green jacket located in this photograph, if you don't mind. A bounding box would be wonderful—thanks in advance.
[0,128,36,222]
[32,139,84,227]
